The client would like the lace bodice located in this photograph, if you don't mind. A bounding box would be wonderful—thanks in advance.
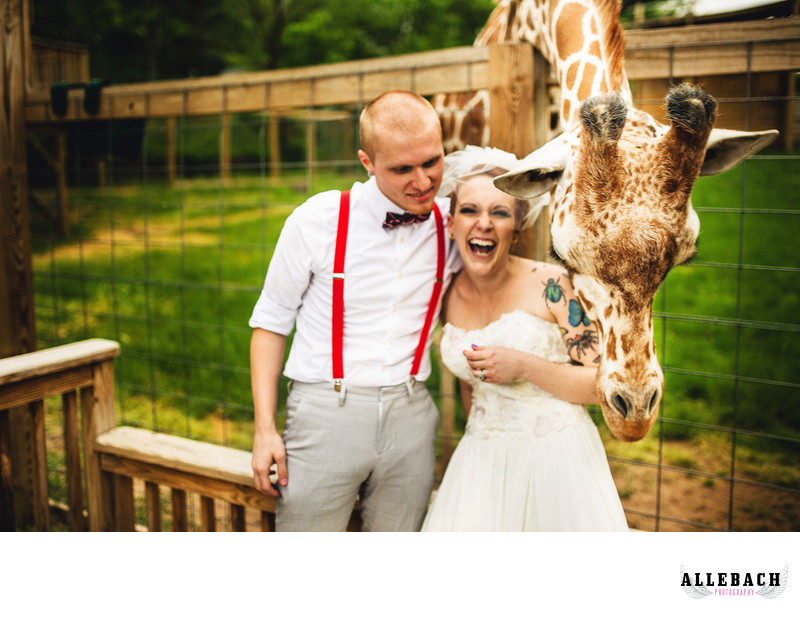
[440,310,593,439]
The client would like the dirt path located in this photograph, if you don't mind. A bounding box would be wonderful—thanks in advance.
[610,444,800,532]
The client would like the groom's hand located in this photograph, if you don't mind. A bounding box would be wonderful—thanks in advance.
[252,429,287,497]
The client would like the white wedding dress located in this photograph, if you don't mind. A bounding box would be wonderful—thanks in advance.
[422,310,629,531]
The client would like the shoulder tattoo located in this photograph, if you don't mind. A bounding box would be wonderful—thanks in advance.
[564,329,599,363]
[542,276,567,307]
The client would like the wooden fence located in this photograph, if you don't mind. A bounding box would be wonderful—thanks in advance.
[19,16,800,241]
[0,339,293,531]
[0,339,118,530]
[23,17,800,126]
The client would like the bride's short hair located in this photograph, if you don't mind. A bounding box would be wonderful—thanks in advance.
[450,166,534,231]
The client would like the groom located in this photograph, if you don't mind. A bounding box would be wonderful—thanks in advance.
[249,90,461,531]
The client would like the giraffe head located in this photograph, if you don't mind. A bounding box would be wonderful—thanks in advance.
[495,84,778,441]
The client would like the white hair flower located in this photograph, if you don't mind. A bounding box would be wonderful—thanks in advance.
[441,145,546,229]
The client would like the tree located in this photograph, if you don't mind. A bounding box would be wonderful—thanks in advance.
[620,0,693,23]
[30,0,495,83]
[31,0,243,82]
[278,0,495,68]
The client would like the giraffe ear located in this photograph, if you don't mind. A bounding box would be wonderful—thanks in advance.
[493,137,568,199]
[700,128,779,176]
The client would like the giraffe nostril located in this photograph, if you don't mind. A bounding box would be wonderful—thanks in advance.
[611,393,629,418]
[647,388,661,415]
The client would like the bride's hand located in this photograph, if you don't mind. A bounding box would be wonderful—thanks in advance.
[464,344,527,384]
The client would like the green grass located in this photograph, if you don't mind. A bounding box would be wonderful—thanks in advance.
[33,167,364,448]
[652,154,800,440]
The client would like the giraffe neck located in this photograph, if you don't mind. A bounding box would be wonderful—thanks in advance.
[478,0,631,129]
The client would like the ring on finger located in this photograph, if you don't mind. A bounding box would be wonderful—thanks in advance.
[478,369,485,381]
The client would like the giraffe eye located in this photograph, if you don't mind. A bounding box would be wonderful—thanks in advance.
[550,244,566,264]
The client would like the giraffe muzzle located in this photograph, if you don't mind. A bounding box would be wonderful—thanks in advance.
[609,386,660,421]
[602,377,663,442]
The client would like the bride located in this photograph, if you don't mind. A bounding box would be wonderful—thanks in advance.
[422,146,628,532]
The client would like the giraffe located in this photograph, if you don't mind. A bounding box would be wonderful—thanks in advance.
[434,0,564,153]
[435,0,548,152]
[489,0,778,441]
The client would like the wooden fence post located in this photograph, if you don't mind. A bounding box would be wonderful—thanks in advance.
[29,400,49,530]
[0,0,35,359]
[0,409,12,530]
[489,42,535,158]
[488,42,551,261]
[529,48,552,262]
[0,0,39,529]
[62,390,85,531]
[166,117,177,185]
[269,114,281,180]
[55,130,69,231]
[83,358,118,531]
[221,110,231,185]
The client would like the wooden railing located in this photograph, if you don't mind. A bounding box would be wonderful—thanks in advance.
[0,339,118,531]
[0,339,282,532]
[95,426,276,532]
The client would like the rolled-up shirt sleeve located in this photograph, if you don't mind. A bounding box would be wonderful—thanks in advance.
[249,200,323,335]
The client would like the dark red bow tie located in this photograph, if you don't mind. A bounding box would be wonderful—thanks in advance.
[382,211,431,229]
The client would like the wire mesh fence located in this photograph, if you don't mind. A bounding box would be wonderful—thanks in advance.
[607,41,800,531]
[26,38,800,531]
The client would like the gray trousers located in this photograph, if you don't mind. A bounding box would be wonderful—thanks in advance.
[276,380,440,532]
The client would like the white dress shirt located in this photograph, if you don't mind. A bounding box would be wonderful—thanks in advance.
[249,176,461,387]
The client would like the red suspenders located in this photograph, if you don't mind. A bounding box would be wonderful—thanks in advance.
[332,191,350,391]
[332,190,444,392]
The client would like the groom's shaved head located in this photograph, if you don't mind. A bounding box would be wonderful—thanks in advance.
[359,91,442,160]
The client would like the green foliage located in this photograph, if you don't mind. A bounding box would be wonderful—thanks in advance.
[280,0,495,67]
[31,0,242,81]
[30,0,496,82]
[619,0,693,24]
